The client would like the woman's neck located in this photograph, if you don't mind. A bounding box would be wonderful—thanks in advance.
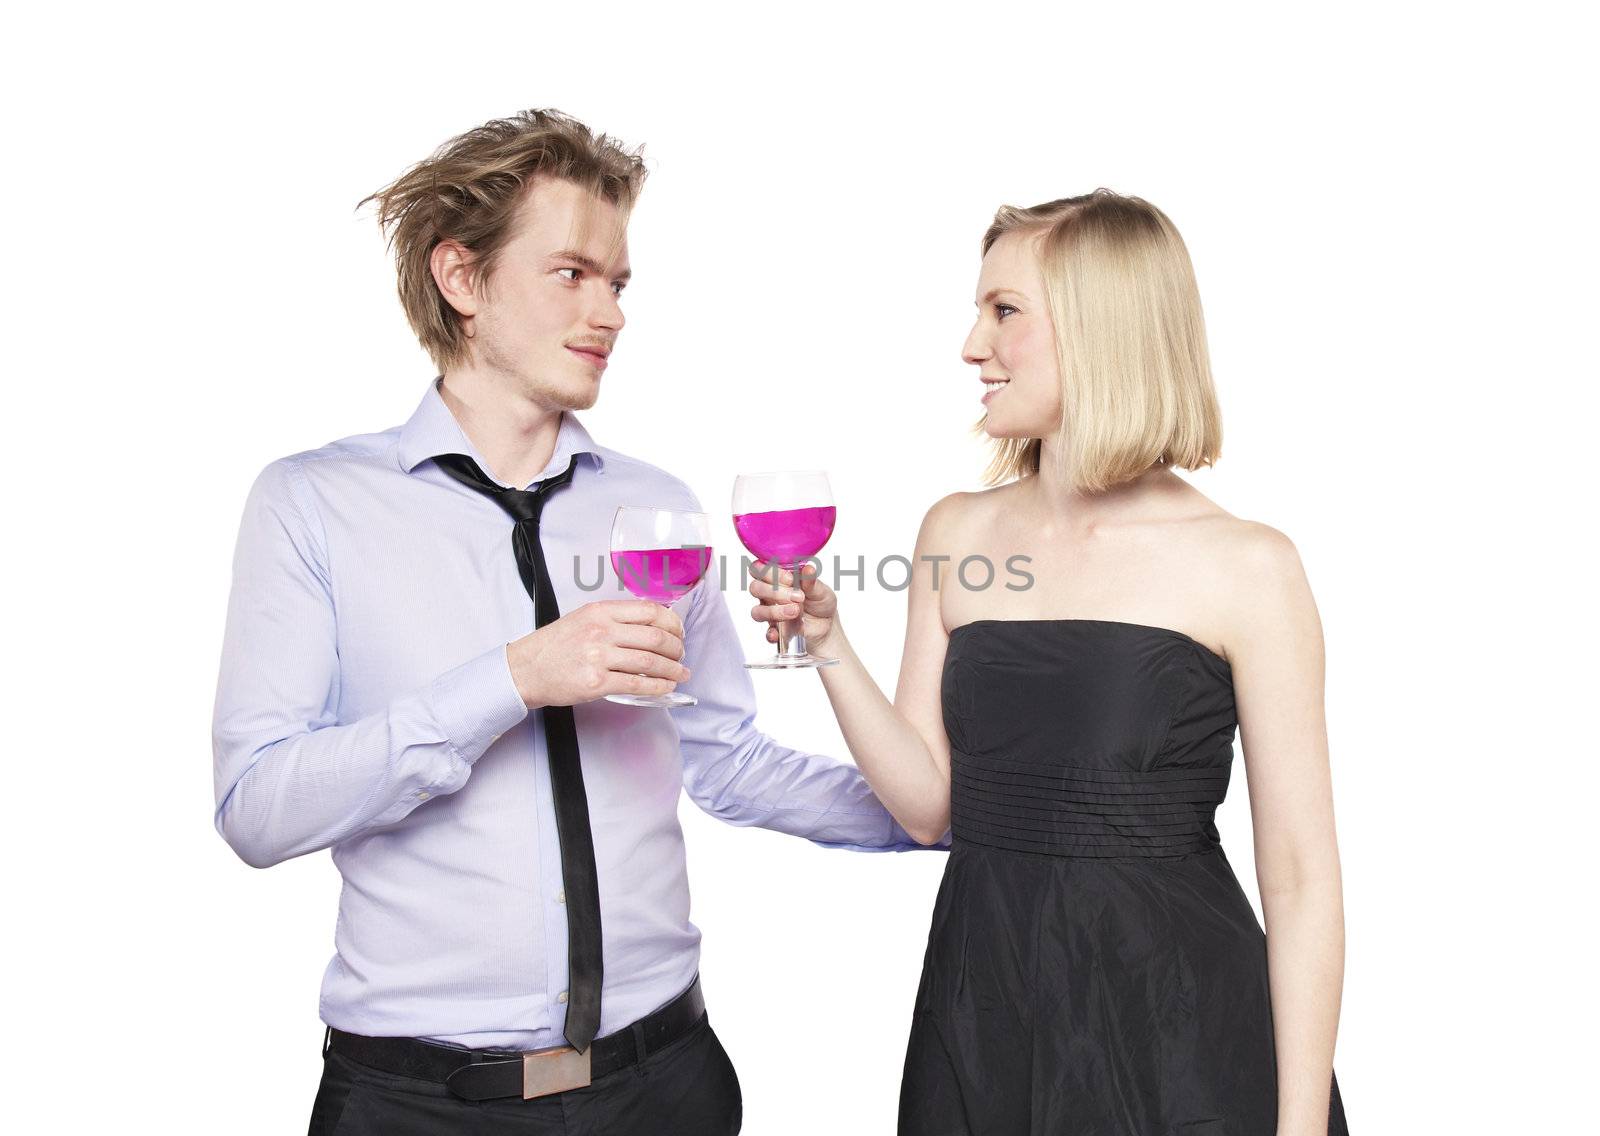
[1025,447,1180,532]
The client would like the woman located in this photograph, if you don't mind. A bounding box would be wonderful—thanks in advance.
[748,191,1350,1134]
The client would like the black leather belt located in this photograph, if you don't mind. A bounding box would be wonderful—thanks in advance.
[325,975,705,1101]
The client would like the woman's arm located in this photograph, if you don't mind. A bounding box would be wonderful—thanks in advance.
[1230,523,1346,1136]
[748,494,964,844]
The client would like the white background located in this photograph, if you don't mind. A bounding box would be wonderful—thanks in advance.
[6,3,1595,1132]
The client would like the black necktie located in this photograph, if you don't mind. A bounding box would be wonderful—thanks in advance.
[432,451,604,1053]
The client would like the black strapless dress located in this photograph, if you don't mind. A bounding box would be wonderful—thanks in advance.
[900,619,1349,1136]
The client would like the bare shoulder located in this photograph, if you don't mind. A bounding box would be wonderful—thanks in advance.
[1207,518,1321,657]
[918,481,1017,544]
[917,488,980,549]
[1216,518,1309,590]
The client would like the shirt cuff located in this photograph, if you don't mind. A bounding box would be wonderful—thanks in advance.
[429,643,530,764]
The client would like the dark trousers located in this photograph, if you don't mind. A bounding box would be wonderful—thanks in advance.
[307,1013,742,1135]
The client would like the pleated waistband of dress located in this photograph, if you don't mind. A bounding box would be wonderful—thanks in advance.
[950,752,1231,859]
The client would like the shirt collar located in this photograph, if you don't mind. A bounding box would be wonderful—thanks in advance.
[397,376,606,486]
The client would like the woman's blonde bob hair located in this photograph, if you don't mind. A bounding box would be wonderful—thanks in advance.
[976,189,1222,493]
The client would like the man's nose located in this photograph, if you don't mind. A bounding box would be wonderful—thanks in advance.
[589,286,624,332]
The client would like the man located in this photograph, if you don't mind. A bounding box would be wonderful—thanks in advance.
[212,109,940,1136]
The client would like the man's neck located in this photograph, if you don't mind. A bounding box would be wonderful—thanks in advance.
[437,371,565,489]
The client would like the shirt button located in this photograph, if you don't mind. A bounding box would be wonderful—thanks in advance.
[557,990,569,1004]
[556,890,566,904]
[417,791,430,800]
[491,733,503,744]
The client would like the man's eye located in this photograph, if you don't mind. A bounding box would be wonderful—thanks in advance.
[611,282,627,297]
[557,267,580,282]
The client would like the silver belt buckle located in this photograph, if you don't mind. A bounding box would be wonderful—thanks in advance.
[521,1044,592,1099]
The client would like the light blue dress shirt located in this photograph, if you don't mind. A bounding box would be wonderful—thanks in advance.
[212,376,939,1050]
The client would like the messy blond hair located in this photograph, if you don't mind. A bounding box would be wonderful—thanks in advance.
[358,108,648,373]
[975,189,1222,493]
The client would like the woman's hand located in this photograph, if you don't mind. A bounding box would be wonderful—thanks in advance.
[747,559,838,651]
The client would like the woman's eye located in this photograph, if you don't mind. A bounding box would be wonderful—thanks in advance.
[995,304,1017,319]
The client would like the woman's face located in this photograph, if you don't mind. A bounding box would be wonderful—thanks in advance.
[962,230,1063,439]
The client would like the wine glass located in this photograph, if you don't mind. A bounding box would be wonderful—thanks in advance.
[731,471,840,669]
[607,505,712,707]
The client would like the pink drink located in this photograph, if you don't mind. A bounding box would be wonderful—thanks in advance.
[610,546,712,603]
[732,506,837,565]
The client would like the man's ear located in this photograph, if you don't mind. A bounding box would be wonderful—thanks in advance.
[431,239,482,319]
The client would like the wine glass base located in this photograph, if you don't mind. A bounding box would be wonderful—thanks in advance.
[744,654,841,670]
[605,691,699,708]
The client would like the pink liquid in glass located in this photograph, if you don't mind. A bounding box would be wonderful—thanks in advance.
[610,546,712,603]
[732,506,837,565]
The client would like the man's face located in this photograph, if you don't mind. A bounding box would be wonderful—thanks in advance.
[467,177,632,411]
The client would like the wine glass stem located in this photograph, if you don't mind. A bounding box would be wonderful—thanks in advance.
[778,619,808,657]
[776,561,806,657]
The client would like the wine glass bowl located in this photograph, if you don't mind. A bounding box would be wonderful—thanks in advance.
[607,505,712,707]
[731,471,840,670]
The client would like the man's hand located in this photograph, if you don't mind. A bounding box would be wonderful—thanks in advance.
[506,600,691,708]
